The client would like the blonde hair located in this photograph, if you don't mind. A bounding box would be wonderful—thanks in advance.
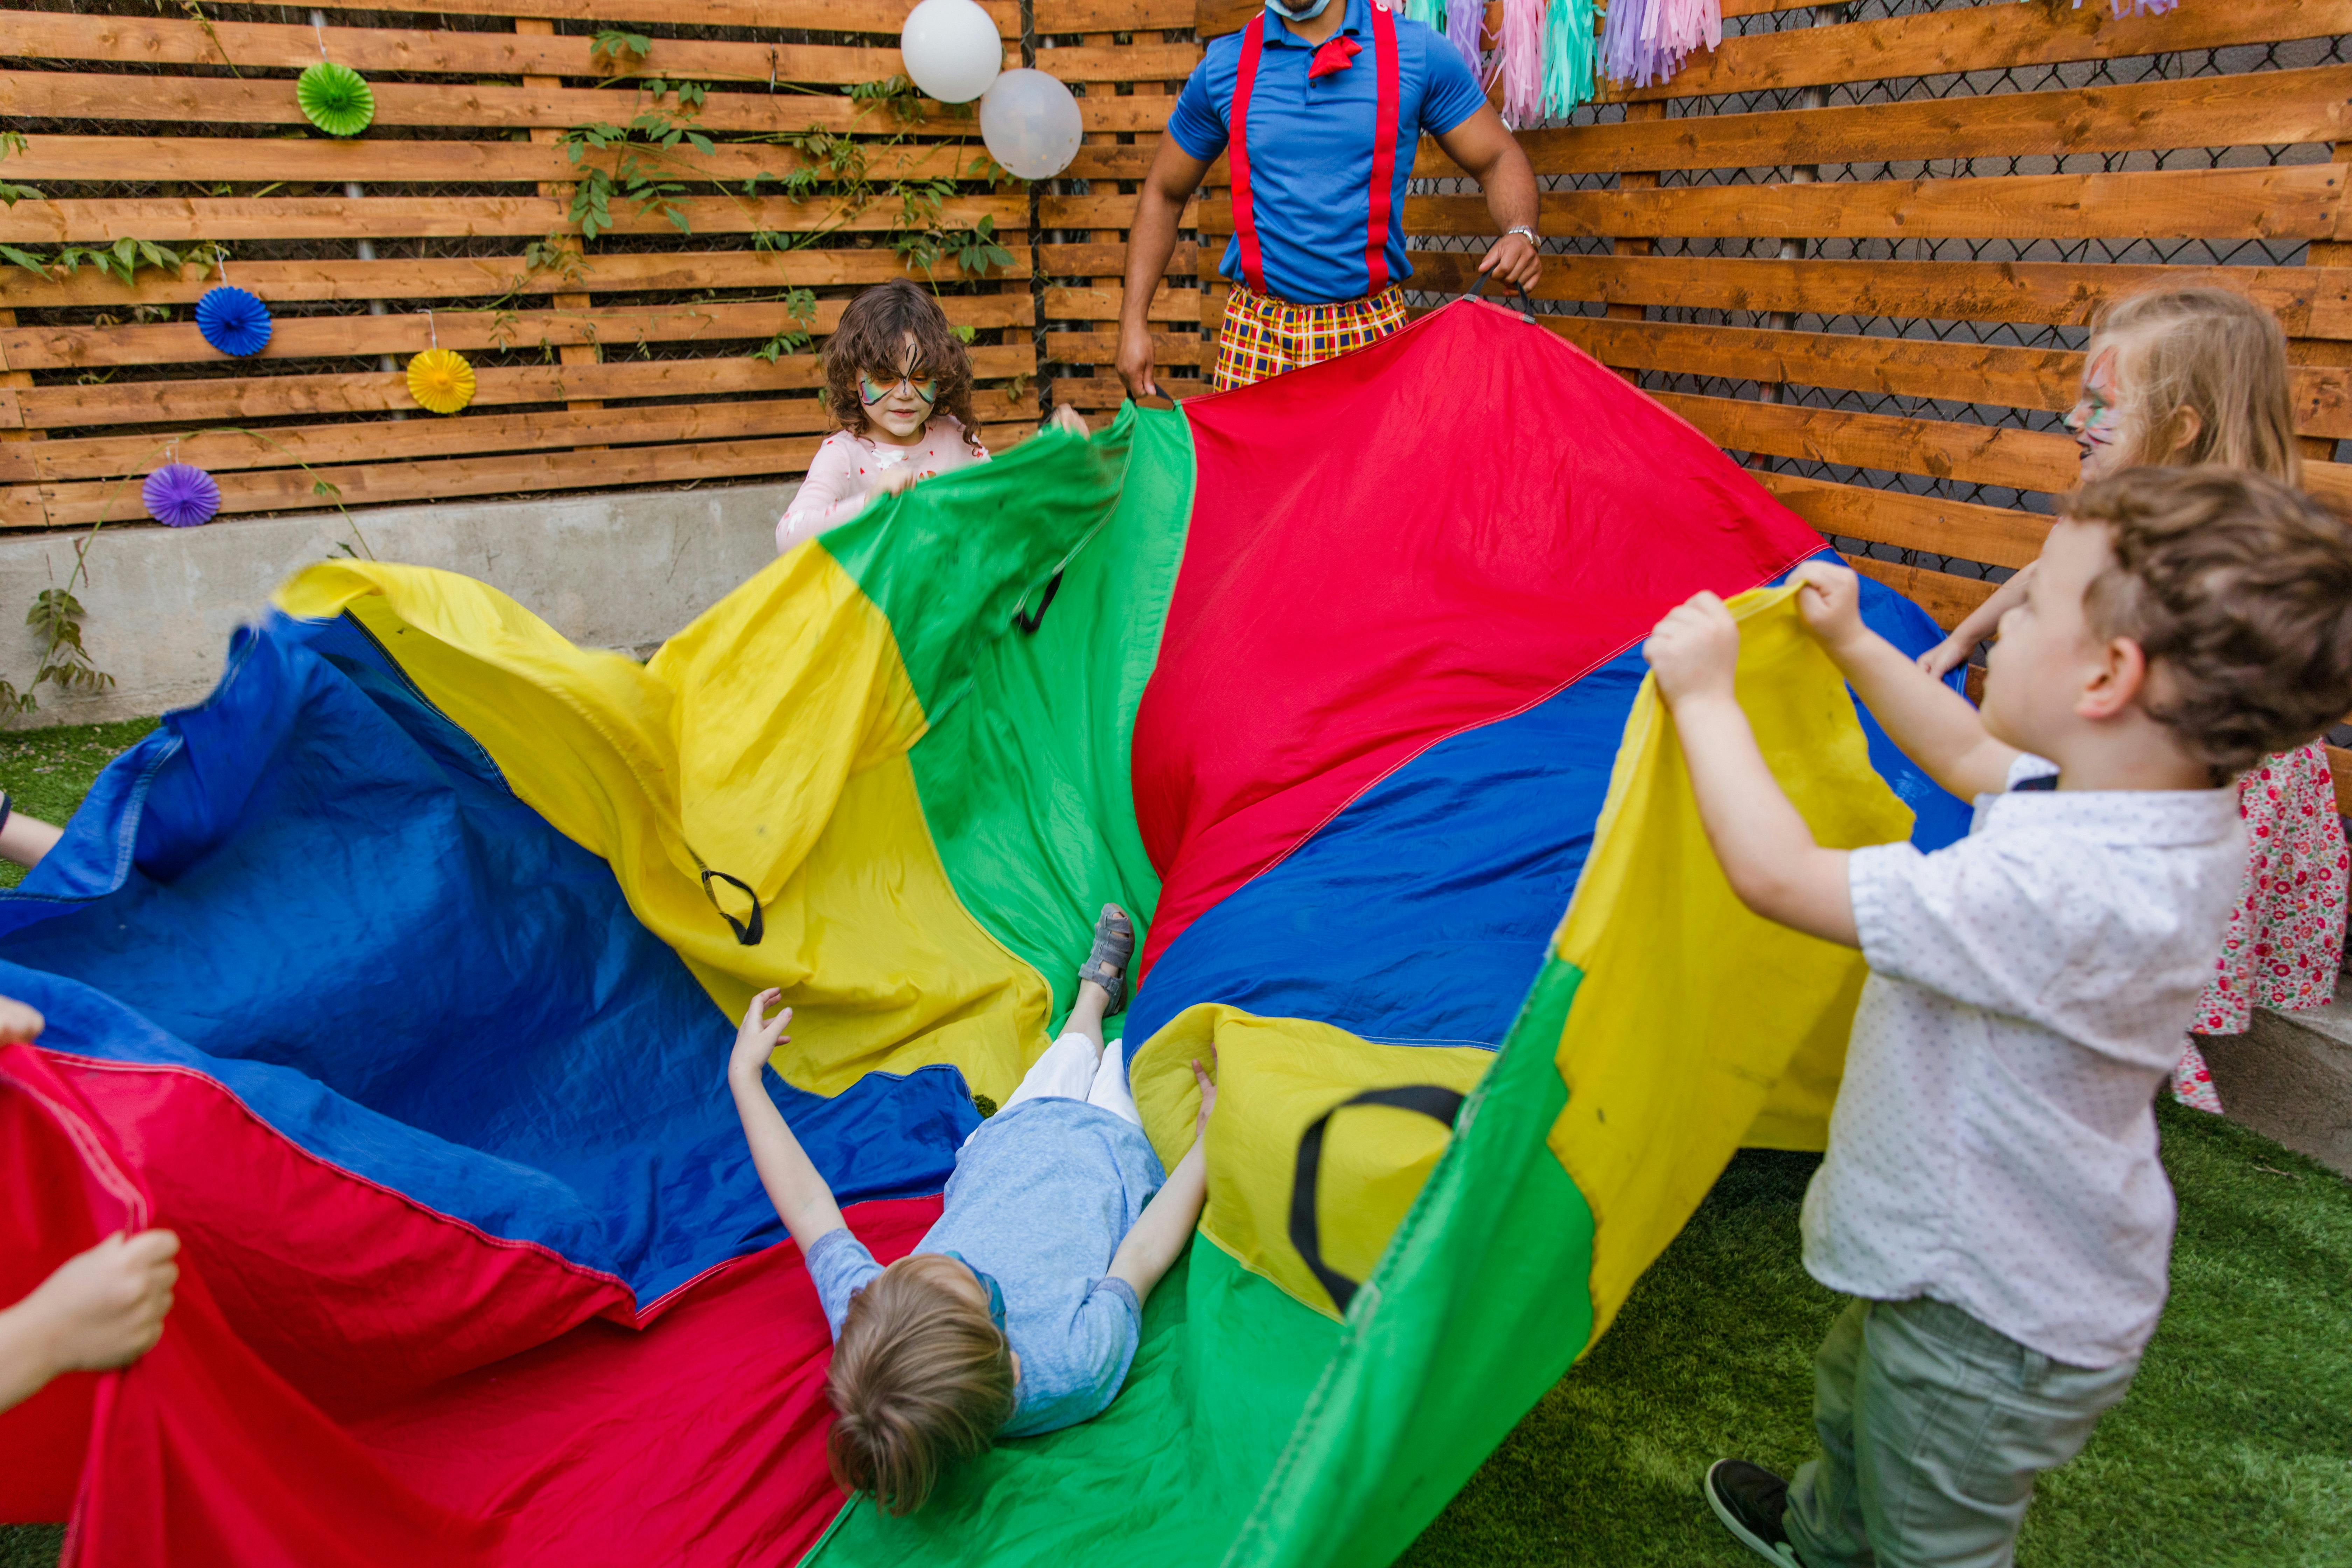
[825,1253,1015,1516]
[2073,467,2352,781]
[2090,286,2302,485]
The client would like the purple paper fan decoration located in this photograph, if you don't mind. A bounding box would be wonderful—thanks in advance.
[195,285,274,357]
[144,462,222,528]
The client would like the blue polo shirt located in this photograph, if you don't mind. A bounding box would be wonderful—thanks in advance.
[1168,0,1486,306]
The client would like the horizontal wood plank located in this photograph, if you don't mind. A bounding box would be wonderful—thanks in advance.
[1045,329,1206,364]
[0,69,1175,135]
[0,247,1030,310]
[1658,388,2079,491]
[0,293,1034,372]
[1528,314,2352,440]
[1606,0,2352,104]
[1755,471,2051,570]
[0,192,1026,244]
[1398,253,2352,339]
[0,389,1029,483]
[1043,284,1196,322]
[1845,556,1998,631]
[1422,66,2352,177]
[1386,165,2350,243]
[0,134,981,189]
[7,346,1036,429]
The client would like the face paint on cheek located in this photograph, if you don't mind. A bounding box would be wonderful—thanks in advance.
[2075,348,2124,450]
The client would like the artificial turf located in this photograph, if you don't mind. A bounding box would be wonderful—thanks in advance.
[4,719,2348,1568]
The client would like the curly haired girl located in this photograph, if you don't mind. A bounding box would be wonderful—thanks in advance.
[776,279,1084,553]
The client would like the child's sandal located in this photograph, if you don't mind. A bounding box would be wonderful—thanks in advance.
[1077,903,1134,1012]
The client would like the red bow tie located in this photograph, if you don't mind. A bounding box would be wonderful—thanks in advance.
[1308,34,1361,78]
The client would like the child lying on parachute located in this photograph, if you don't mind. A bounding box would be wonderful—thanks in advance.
[727,904,1213,1514]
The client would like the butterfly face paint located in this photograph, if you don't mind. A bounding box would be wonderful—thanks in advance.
[2065,344,2137,482]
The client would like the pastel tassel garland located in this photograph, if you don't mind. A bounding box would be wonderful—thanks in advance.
[143,463,221,528]
[1600,0,1719,89]
[1499,0,1546,121]
[1401,0,1446,37]
[1445,0,1487,78]
[2105,0,2177,15]
[1542,0,1597,114]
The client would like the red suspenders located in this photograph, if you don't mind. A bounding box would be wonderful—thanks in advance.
[1228,3,1401,300]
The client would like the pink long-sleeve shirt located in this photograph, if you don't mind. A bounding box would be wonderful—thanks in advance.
[774,418,989,554]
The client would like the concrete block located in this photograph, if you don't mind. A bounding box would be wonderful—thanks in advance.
[2205,999,2352,1177]
[0,482,795,727]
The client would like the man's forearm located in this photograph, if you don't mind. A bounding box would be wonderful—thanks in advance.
[1478,148,1538,238]
[1120,187,1185,337]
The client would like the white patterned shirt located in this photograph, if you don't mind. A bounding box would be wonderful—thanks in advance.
[1801,755,2244,1367]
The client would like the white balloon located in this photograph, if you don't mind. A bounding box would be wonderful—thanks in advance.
[898,0,1002,105]
[979,69,1083,181]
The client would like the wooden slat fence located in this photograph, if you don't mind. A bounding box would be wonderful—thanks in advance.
[9,0,2350,792]
[0,0,1171,524]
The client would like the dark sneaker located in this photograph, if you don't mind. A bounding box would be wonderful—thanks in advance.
[1704,1459,1803,1567]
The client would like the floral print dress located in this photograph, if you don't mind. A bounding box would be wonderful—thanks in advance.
[2173,740,2348,1111]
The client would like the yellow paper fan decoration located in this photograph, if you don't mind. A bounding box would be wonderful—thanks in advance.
[406,348,476,415]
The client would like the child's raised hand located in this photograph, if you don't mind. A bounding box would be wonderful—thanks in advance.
[22,1230,180,1376]
[1643,592,1741,706]
[1916,637,1968,679]
[1047,404,1088,438]
[875,466,920,497]
[729,989,792,1086]
[1789,559,1867,653]
[1190,1051,1217,1144]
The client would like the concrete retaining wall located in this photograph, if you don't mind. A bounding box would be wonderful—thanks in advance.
[0,482,794,726]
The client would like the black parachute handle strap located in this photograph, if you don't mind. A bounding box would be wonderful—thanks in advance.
[1467,269,1539,325]
[1014,569,1064,635]
[1288,1084,1468,1316]
[682,842,764,946]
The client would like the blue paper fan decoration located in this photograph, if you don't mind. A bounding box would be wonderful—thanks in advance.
[144,463,222,528]
[196,286,273,357]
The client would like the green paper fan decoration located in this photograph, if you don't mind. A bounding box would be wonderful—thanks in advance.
[298,61,376,138]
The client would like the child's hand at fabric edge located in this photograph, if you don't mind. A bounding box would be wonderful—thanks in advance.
[1047,405,1088,437]
[0,1228,181,1414]
[1641,591,1741,708]
[727,989,849,1252]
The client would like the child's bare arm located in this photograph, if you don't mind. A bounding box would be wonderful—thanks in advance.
[727,989,847,1253]
[1645,595,1858,947]
[1107,1058,1216,1308]
[1789,561,2020,802]
[1916,565,2030,678]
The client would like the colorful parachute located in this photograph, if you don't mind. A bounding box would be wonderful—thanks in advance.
[0,300,1966,1567]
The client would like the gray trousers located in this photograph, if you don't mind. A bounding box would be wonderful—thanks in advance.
[1783,1296,2140,1568]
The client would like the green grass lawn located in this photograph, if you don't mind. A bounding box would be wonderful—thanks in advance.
[4,718,2348,1568]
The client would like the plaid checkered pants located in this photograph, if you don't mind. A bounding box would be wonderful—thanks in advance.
[1211,284,1408,392]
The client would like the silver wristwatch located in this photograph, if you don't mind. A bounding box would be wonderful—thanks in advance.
[1504,225,1538,245]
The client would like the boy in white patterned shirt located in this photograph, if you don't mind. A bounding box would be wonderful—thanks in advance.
[1637,468,2352,1568]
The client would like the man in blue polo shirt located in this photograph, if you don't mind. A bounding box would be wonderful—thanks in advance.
[1116,0,1539,397]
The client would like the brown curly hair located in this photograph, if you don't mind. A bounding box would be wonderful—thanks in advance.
[824,279,983,454]
[2072,466,2352,782]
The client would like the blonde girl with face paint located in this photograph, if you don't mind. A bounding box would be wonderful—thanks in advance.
[1918,286,2339,1111]
[776,280,1086,554]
